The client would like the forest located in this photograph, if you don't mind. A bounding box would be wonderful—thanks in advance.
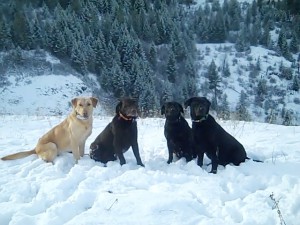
[0,0,299,118]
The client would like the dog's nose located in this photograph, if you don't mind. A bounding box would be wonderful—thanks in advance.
[83,112,88,118]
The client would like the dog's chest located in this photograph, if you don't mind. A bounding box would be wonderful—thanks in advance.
[71,121,92,140]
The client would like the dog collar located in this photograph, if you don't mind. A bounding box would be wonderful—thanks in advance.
[192,114,208,123]
[119,113,137,121]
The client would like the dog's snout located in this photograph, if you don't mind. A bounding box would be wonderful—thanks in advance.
[83,112,88,118]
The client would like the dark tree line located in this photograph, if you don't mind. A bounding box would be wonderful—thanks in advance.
[0,0,199,114]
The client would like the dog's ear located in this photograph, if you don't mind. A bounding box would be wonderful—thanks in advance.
[116,101,122,114]
[203,97,211,107]
[71,98,78,107]
[161,105,165,115]
[184,98,193,108]
[203,97,211,113]
[177,103,184,114]
[90,97,98,108]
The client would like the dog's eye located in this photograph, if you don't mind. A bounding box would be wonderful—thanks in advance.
[79,103,83,107]
[87,103,91,106]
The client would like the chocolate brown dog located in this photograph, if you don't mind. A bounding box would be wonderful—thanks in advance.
[161,102,194,164]
[89,98,144,166]
[184,97,247,174]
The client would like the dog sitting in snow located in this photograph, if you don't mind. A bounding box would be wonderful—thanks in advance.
[161,101,194,164]
[89,98,144,166]
[1,97,98,163]
[184,97,247,174]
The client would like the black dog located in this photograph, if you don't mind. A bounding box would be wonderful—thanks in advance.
[90,98,144,166]
[161,102,194,164]
[184,97,247,174]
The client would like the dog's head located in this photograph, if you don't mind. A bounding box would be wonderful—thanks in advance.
[72,97,98,120]
[184,97,210,120]
[116,98,139,119]
[161,102,184,122]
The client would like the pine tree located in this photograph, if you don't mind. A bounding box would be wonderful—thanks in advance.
[166,50,177,83]
[227,0,241,31]
[29,15,43,49]
[255,79,267,106]
[51,24,67,57]
[208,60,221,109]
[148,42,157,68]
[219,93,230,120]
[292,75,300,92]
[210,8,226,43]
[289,32,299,54]
[260,23,271,48]
[171,27,187,62]
[250,18,261,46]
[276,28,292,59]
[0,16,12,51]
[11,10,31,49]
[222,61,231,77]
[236,90,251,121]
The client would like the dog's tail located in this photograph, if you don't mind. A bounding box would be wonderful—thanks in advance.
[246,157,263,163]
[1,149,36,161]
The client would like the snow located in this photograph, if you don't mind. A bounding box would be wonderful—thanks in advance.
[0,74,98,116]
[1,115,300,225]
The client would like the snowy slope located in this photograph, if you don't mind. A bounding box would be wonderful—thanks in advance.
[196,43,300,125]
[0,52,104,116]
[0,116,300,225]
[0,74,94,115]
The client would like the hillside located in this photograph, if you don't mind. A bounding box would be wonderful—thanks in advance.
[0,0,299,125]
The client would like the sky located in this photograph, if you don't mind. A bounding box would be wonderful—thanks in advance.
[0,115,300,225]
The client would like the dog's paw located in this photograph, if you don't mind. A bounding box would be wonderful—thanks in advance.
[209,169,217,174]
[138,162,145,167]
[90,143,98,150]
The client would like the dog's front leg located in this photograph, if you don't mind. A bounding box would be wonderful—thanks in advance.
[210,151,218,174]
[132,142,144,167]
[197,150,204,167]
[79,142,85,157]
[113,140,126,165]
[71,142,81,163]
[167,140,175,164]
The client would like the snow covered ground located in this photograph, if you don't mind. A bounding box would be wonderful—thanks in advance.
[1,114,300,225]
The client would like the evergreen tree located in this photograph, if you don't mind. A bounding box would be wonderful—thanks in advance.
[166,50,177,83]
[289,32,299,54]
[210,8,226,43]
[29,15,43,49]
[277,29,289,56]
[148,42,157,68]
[11,9,31,49]
[236,90,251,121]
[227,0,241,31]
[171,27,187,62]
[0,16,12,51]
[250,18,261,46]
[260,22,271,48]
[51,24,68,57]
[219,93,230,120]
[222,61,231,77]
[207,60,221,109]
[255,79,267,106]
[182,57,198,99]
[292,75,300,92]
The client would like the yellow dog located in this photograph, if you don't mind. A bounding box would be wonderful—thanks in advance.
[1,97,98,163]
